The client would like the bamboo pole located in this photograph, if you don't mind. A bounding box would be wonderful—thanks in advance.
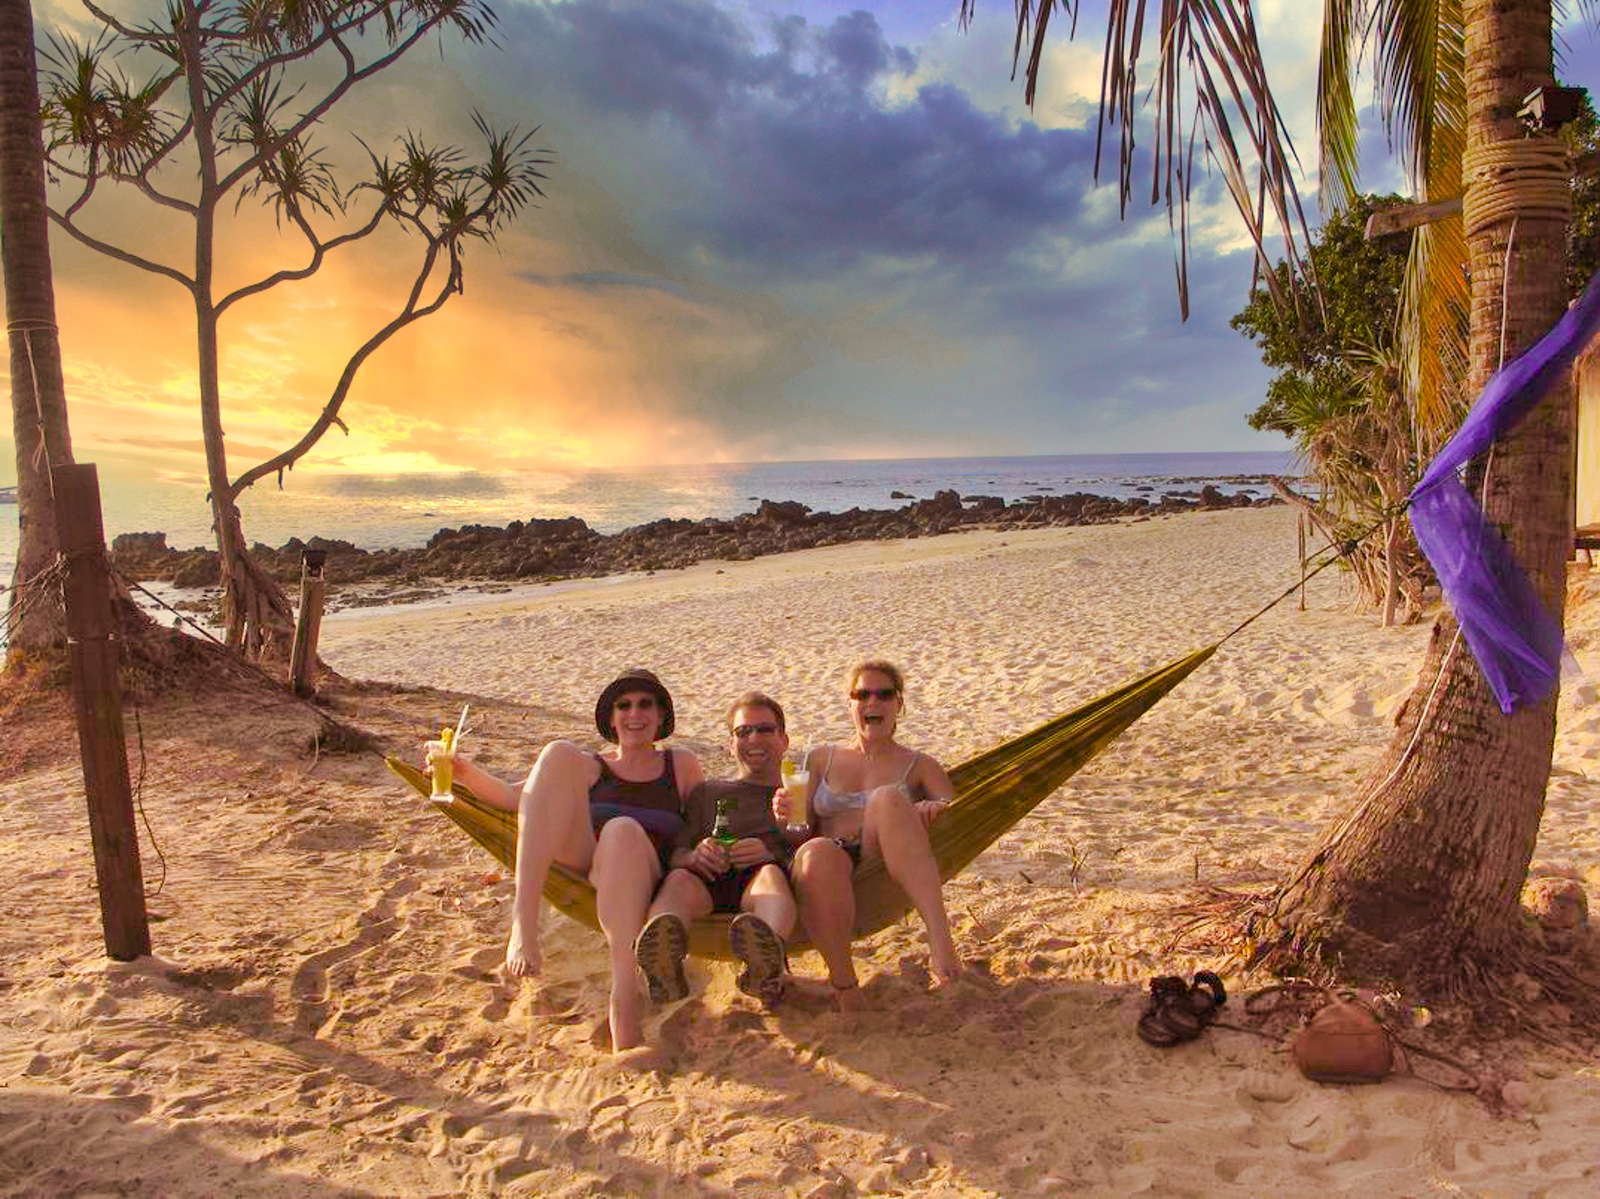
[288,548,327,697]
[52,463,151,960]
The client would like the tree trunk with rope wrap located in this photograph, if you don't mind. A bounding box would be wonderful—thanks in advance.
[1251,0,1576,996]
[0,0,71,657]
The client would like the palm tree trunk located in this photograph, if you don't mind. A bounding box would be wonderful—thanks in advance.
[1,0,73,656]
[1254,0,1571,992]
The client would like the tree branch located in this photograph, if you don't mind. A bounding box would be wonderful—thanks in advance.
[215,201,390,314]
[227,242,459,496]
[215,20,448,196]
[47,209,195,291]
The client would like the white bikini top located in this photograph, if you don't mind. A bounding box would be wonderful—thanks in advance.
[811,747,920,817]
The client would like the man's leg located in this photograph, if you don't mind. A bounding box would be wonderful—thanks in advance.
[589,818,663,1052]
[730,865,793,1005]
[506,740,599,977]
[789,839,861,1004]
[648,868,715,925]
[635,868,712,1006]
[740,864,796,940]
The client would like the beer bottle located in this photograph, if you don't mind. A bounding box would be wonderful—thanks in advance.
[712,796,737,848]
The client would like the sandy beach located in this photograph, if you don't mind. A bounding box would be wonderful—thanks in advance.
[7,503,1600,1196]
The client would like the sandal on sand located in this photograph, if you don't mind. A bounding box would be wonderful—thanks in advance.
[635,913,689,1004]
[1138,975,1202,1047]
[1187,971,1227,1024]
[728,913,786,1007]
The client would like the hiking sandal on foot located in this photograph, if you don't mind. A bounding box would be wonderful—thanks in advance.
[635,913,690,1004]
[729,913,786,1007]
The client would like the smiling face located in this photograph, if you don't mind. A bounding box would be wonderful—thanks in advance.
[849,667,903,744]
[728,703,789,784]
[611,689,663,746]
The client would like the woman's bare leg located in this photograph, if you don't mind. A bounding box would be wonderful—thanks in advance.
[789,839,859,997]
[862,786,961,984]
[589,818,663,1051]
[506,740,599,977]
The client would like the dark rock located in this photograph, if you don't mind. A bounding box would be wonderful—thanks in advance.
[111,531,168,557]
[756,499,811,526]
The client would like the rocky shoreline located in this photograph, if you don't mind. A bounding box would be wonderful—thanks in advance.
[110,482,1280,610]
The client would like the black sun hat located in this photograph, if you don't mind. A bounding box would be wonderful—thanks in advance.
[594,668,675,742]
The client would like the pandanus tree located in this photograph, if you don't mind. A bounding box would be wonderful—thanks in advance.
[37,0,548,657]
[975,0,1598,996]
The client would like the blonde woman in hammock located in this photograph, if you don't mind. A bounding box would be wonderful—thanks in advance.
[772,659,962,1006]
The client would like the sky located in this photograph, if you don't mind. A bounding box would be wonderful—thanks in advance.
[5,1,1599,485]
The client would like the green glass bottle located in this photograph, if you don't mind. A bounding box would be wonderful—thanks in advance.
[712,796,737,849]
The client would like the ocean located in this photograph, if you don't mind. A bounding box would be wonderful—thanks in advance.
[0,450,1297,589]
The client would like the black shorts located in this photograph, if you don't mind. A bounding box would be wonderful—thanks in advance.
[832,837,863,868]
[706,863,786,913]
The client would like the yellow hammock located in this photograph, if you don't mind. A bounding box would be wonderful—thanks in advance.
[386,645,1215,960]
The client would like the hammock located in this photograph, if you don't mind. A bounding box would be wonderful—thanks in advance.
[385,645,1215,960]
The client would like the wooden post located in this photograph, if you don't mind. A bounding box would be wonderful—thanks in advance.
[288,548,327,697]
[52,463,151,961]
[1298,513,1308,611]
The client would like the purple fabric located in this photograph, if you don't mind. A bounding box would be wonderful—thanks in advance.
[1408,270,1600,713]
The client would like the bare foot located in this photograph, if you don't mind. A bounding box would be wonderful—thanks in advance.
[503,910,542,978]
[601,1044,666,1073]
[609,989,645,1052]
[830,977,865,1015]
[928,950,963,990]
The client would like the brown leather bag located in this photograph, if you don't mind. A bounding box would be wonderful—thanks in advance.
[1291,996,1393,1084]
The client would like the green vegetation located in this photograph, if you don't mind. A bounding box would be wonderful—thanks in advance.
[1231,196,1428,623]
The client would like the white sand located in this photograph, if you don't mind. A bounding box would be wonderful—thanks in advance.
[7,504,1600,1196]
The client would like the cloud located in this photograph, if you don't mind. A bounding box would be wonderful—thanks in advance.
[10,0,1299,494]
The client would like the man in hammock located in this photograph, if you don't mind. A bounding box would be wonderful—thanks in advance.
[633,691,798,1007]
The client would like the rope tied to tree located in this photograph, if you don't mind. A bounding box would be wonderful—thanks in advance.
[6,320,60,489]
[1462,136,1572,237]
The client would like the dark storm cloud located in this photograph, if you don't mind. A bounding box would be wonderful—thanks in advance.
[490,0,1105,276]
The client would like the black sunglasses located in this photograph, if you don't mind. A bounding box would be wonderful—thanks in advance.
[733,722,780,738]
[850,687,898,702]
[614,696,657,711]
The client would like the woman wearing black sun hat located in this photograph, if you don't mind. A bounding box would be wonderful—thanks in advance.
[427,667,704,1053]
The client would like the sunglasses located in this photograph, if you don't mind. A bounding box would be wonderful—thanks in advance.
[614,696,658,711]
[850,687,899,702]
[733,722,780,738]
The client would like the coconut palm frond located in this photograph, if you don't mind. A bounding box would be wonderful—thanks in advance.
[1388,0,1466,442]
[1370,0,1463,191]
[1319,0,1362,214]
[1403,215,1470,440]
[988,0,1316,320]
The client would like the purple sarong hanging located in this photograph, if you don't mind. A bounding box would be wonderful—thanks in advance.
[1407,270,1600,713]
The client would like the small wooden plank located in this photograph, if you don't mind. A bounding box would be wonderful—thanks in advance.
[1364,196,1463,239]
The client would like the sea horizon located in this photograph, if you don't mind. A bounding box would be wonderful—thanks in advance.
[0,449,1298,586]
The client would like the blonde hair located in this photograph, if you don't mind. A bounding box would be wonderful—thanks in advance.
[847,659,905,697]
